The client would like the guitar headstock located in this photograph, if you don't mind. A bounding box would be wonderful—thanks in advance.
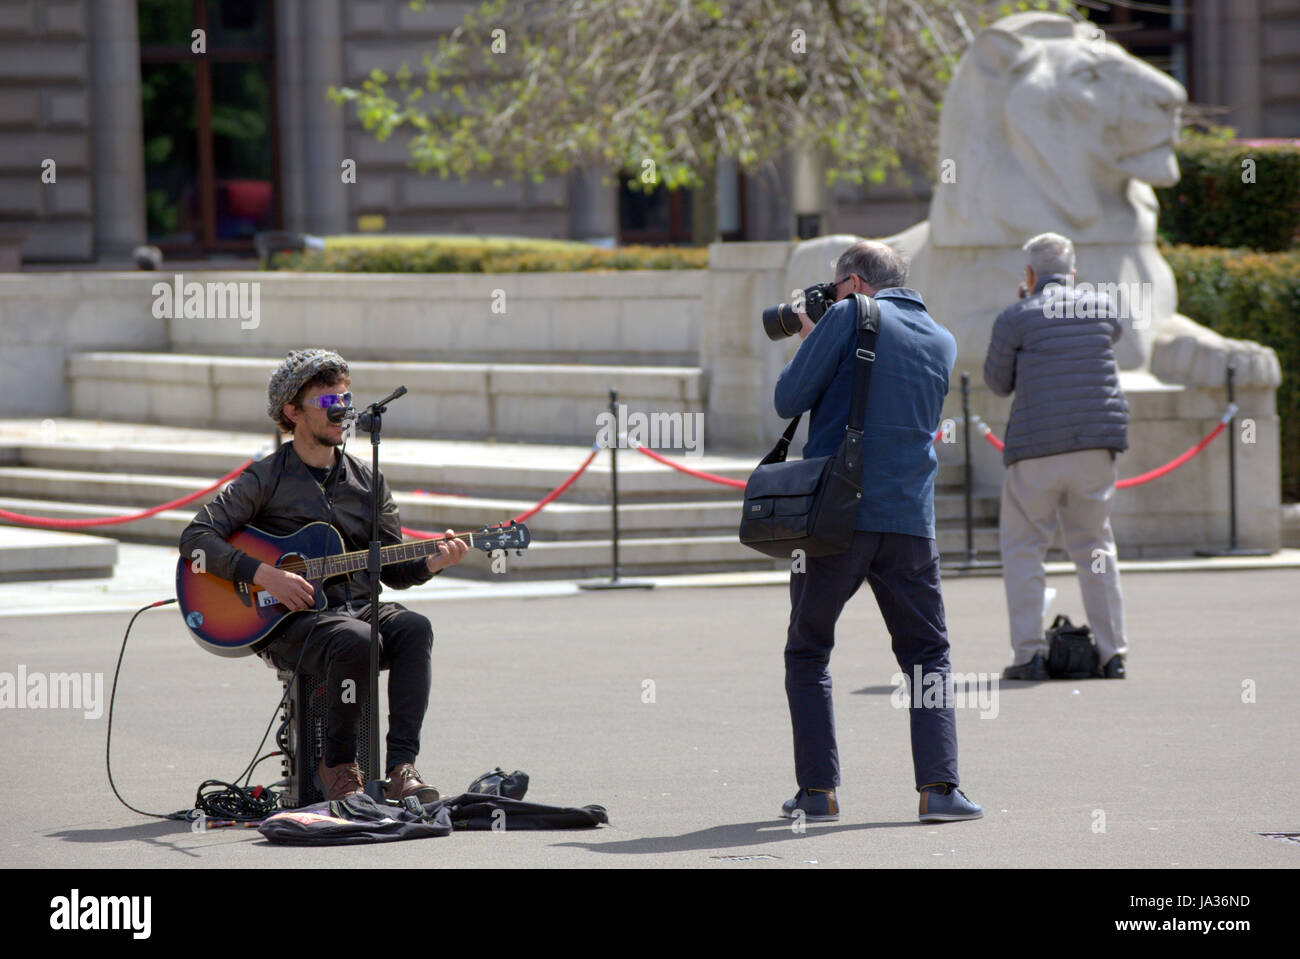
[471,520,531,554]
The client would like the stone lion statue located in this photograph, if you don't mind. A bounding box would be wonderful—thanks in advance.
[788,11,1279,388]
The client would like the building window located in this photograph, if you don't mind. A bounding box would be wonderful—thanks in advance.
[139,0,279,252]
[1083,0,1194,91]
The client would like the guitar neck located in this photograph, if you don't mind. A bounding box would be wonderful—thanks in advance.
[316,534,468,581]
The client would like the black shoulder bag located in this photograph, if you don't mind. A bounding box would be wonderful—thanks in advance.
[1046,614,1100,679]
[738,293,880,559]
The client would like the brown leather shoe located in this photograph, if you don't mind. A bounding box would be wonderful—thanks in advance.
[317,757,365,800]
[385,763,440,803]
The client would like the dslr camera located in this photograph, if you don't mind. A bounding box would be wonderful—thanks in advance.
[762,281,837,341]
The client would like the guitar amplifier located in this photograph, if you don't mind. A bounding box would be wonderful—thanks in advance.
[275,668,375,808]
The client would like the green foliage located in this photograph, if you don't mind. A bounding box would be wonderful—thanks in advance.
[268,239,708,273]
[1163,243,1300,498]
[1157,135,1300,252]
[330,0,1078,197]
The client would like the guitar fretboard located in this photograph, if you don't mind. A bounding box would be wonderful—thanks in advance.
[300,534,472,580]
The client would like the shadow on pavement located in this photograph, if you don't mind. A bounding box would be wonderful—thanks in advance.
[48,821,206,859]
[552,818,916,856]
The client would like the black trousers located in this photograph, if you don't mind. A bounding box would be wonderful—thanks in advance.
[785,530,959,791]
[265,601,434,774]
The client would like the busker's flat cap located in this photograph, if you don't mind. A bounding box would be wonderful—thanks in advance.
[267,349,349,425]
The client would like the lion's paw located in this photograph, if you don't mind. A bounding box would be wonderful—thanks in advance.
[1150,314,1281,388]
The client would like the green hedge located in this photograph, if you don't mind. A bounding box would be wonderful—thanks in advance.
[270,240,708,272]
[1157,138,1300,251]
[1164,243,1300,499]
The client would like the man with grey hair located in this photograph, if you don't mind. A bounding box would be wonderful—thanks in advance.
[774,239,982,825]
[984,233,1129,681]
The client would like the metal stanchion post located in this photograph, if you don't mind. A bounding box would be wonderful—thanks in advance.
[963,372,974,562]
[945,372,1000,571]
[579,388,653,590]
[611,388,621,581]
[1197,363,1271,557]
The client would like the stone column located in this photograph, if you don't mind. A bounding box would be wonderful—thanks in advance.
[90,0,147,257]
[1192,0,1262,135]
[277,0,347,235]
[567,167,617,241]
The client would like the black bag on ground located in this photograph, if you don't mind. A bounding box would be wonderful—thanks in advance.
[440,793,608,830]
[1046,614,1100,678]
[738,294,880,559]
[467,767,529,799]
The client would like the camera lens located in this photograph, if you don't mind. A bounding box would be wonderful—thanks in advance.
[762,303,802,341]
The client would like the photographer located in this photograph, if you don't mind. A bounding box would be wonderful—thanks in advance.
[773,240,981,824]
[984,232,1129,681]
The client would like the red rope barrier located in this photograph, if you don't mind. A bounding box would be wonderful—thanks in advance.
[975,414,1231,488]
[630,442,748,489]
[401,445,601,538]
[633,427,942,487]
[1116,422,1227,489]
[0,459,254,530]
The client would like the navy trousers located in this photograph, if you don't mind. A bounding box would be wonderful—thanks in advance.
[266,601,434,774]
[785,530,959,791]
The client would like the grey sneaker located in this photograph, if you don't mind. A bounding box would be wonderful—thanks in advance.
[918,784,983,823]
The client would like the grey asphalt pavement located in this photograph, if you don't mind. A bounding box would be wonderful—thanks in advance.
[1,567,1297,868]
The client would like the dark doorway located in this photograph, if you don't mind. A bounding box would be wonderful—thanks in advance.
[138,0,280,252]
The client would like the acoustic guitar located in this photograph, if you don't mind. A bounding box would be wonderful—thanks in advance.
[176,520,531,657]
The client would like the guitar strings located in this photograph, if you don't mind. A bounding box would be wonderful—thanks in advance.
[267,531,483,579]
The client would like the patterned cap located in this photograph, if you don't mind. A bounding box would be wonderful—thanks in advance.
[267,349,349,426]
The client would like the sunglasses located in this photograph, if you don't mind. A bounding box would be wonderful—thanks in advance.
[303,391,352,410]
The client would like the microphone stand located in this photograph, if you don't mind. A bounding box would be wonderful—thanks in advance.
[336,385,408,794]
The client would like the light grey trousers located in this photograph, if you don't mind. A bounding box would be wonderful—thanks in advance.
[999,448,1128,664]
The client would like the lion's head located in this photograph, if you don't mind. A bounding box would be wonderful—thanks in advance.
[931,12,1186,247]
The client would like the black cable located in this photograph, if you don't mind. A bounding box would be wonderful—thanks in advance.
[106,598,323,823]
[189,610,322,822]
[105,599,191,821]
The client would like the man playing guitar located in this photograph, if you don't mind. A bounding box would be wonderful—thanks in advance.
[179,349,468,802]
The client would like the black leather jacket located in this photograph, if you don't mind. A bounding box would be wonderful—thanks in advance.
[178,441,437,607]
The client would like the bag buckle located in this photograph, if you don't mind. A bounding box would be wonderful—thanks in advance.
[855,348,876,362]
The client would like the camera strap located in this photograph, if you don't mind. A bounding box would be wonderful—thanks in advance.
[768,294,880,470]
[842,293,880,474]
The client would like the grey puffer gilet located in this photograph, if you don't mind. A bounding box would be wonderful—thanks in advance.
[982,273,1129,466]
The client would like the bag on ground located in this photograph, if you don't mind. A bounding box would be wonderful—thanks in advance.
[1046,614,1099,679]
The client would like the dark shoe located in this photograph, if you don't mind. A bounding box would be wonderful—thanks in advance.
[1002,652,1050,681]
[779,787,839,822]
[386,763,440,803]
[918,784,983,823]
[1098,654,1126,679]
[316,758,365,801]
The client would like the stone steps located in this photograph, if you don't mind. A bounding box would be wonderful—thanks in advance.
[0,497,1003,579]
[67,351,708,445]
[0,465,999,538]
[0,526,117,583]
[0,418,1003,579]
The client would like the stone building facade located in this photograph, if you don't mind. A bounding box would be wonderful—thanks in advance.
[0,0,1295,263]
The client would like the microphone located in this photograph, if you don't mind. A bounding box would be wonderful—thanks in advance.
[327,404,354,424]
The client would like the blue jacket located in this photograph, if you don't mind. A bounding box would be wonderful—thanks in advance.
[774,288,956,539]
